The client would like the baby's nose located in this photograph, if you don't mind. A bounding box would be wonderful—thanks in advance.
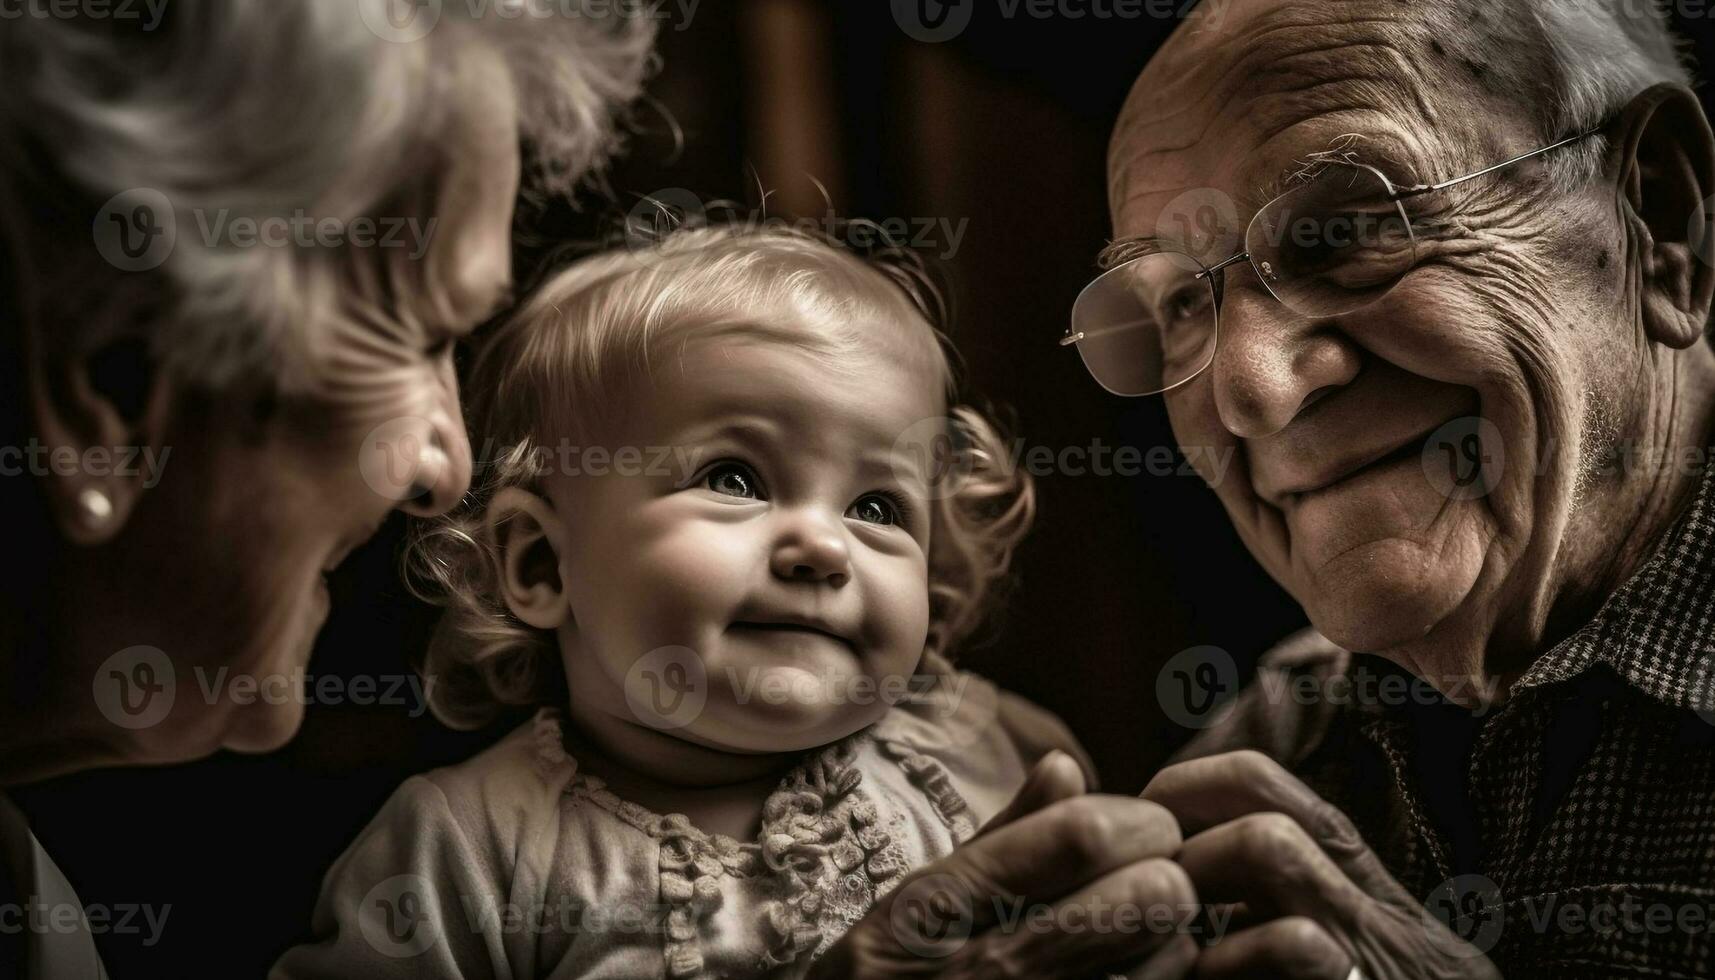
[770,513,851,587]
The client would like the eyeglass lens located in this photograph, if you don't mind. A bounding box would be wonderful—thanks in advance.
[1071,163,1419,396]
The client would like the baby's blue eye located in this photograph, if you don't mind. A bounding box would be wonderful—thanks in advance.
[848,494,898,526]
[706,463,759,499]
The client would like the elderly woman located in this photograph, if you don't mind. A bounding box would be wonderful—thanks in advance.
[0,2,653,974]
[1072,0,1714,976]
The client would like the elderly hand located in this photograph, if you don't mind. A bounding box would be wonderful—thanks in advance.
[809,751,1201,979]
[1143,751,1501,980]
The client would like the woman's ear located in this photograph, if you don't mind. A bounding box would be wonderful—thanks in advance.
[1612,82,1715,349]
[488,486,571,630]
[27,331,172,547]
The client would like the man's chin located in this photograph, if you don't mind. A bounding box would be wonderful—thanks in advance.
[1299,543,1481,656]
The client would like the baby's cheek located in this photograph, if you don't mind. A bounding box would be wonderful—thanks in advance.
[634,520,760,627]
[862,552,932,675]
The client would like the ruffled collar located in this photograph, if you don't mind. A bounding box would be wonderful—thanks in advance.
[529,709,968,976]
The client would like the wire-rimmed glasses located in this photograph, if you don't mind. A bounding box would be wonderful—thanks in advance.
[1064,130,1601,397]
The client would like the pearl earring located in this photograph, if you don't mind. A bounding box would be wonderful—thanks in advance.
[78,487,113,527]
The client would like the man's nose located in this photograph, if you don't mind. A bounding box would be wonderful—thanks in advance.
[1209,284,1361,438]
[395,369,473,519]
[769,510,852,588]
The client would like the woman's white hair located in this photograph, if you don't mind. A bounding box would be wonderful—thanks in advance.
[0,0,656,390]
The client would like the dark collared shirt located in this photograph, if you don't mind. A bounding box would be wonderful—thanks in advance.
[1181,459,1715,979]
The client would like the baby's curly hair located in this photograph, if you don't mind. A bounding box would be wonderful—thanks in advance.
[406,219,1033,729]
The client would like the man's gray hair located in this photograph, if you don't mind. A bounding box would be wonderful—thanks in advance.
[0,0,656,391]
[1432,0,1695,187]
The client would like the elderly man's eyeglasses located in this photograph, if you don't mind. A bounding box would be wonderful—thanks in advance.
[1063,130,1601,397]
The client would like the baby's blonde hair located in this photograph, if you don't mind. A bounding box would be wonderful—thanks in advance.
[407,223,1035,729]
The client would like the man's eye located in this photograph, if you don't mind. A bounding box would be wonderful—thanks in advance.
[848,493,900,526]
[705,462,761,499]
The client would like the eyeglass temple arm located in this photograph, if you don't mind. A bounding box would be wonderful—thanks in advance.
[1391,128,1603,198]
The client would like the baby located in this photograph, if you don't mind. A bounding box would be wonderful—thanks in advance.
[274,224,1089,978]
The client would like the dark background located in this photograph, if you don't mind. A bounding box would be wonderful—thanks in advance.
[14,2,1715,976]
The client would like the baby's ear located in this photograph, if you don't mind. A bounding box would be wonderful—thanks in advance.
[488,487,570,629]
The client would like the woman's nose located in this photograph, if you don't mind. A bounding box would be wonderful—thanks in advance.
[393,372,473,519]
[769,511,852,588]
[1209,286,1361,438]
[393,418,471,518]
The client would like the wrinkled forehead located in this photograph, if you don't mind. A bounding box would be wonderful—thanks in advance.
[1108,0,1518,249]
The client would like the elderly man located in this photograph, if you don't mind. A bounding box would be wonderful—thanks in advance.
[817,1,1713,978]
[1081,0,1714,976]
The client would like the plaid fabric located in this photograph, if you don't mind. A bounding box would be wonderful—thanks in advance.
[1180,458,1715,979]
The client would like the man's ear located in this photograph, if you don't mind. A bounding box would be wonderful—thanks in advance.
[488,486,571,630]
[1612,82,1715,349]
[28,331,170,547]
